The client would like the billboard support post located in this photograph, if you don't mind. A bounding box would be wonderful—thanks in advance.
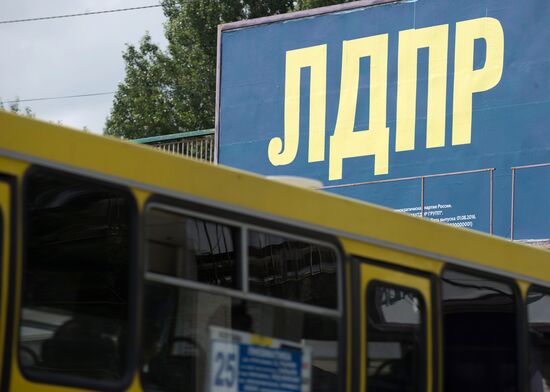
[421,176,425,219]
[490,169,494,235]
[511,168,516,240]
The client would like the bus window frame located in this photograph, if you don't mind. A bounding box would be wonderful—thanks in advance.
[0,193,3,381]
[440,265,526,392]
[0,205,3,320]
[0,175,17,392]
[144,200,344,314]
[141,197,346,391]
[354,257,432,392]
[525,284,550,392]
[366,279,426,329]
[17,165,140,392]
[365,279,427,392]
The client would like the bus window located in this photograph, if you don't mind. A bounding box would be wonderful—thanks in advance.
[141,284,339,392]
[20,168,133,386]
[248,230,338,309]
[142,206,340,392]
[442,269,519,392]
[366,282,424,392]
[147,207,239,288]
[527,288,550,392]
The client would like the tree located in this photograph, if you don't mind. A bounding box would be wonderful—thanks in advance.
[1,98,35,118]
[105,0,355,139]
[104,34,175,138]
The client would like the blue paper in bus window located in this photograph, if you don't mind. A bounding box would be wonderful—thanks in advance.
[208,326,311,392]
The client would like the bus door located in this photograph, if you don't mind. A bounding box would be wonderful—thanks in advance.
[0,179,12,385]
[358,259,435,392]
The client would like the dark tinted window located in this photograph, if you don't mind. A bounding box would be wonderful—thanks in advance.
[141,283,339,392]
[143,208,341,392]
[248,230,338,308]
[20,169,132,384]
[147,208,239,288]
[527,288,550,392]
[442,269,518,392]
[366,283,424,392]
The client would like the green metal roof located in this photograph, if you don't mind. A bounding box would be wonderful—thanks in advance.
[132,128,214,144]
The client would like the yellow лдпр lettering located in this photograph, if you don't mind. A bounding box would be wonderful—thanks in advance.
[329,34,390,181]
[452,17,504,145]
[396,24,449,151]
[267,17,504,180]
[268,44,327,166]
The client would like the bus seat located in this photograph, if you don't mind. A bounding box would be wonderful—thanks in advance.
[40,319,119,380]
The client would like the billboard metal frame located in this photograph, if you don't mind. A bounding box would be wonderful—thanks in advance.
[214,0,399,163]
[323,168,496,234]
[510,162,550,240]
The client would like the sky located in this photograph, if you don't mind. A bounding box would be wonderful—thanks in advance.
[0,1,168,134]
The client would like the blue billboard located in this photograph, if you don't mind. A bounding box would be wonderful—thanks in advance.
[216,0,550,240]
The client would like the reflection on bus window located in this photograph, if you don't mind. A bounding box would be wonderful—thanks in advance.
[527,289,550,392]
[20,169,132,384]
[248,230,338,309]
[141,283,339,392]
[442,269,518,392]
[147,208,239,288]
[366,283,424,392]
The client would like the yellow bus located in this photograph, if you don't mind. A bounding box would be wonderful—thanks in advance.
[0,110,548,392]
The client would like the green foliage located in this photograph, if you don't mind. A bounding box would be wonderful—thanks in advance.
[104,34,174,138]
[105,0,356,139]
[0,98,35,118]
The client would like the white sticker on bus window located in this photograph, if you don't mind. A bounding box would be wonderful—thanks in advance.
[208,326,312,392]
